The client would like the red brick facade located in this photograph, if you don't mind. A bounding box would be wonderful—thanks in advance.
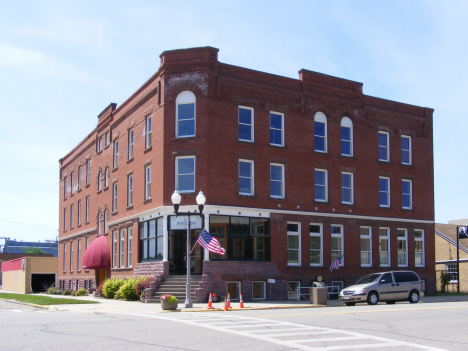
[58,46,435,299]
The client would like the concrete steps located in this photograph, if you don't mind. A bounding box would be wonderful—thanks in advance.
[146,275,203,303]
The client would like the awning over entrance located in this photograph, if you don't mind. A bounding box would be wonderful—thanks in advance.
[82,235,110,270]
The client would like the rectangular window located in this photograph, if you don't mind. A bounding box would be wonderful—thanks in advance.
[310,224,322,266]
[341,125,352,156]
[77,200,81,226]
[63,208,67,231]
[145,165,151,200]
[139,217,164,261]
[378,131,390,162]
[314,121,326,152]
[112,231,118,268]
[70,173,74,195]
[397,229,408,266]
[63,244,66,272]
[104,168,109,188]
[287,223,300,266]
[145,116,152,148]
[85,197,89,223]
[379,228,390,266]
[401,135,412,165]
[402,179,412,209]
[105,132,109,147]
[270,164,285,198]
[127,175,133,206]
[288,281,300,300]
[331,225,344,266]
[127,228,132,267]
[238,106,253,142]
[315,169,328,202]
[360,227,372,267]
[176,156,195,193]
[113,141,118,168]
[63,177,67,199]
[239,160,254,196]
[252,281,266,300]
[379,177,390,207]
[86,160,90,186]
[270,112,284,146]
[97,137,103,152]
[70,241,73,271]
[128,129,134,160]
[341,172,353,204]
[77,240,81,270]
[112,183,117,212]
[77,167,81,191]
[414,230,425,267]
[98,171,102,192]
[120,229,125,268]
[447,264,458,283]
[70,204,74,229]
[226,281,241,301]
[177,101,195,138]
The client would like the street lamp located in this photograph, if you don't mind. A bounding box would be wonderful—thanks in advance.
[171,190,206,308]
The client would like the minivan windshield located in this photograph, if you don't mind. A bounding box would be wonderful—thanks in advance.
[354,273,381,285]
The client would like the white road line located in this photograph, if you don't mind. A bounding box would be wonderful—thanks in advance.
[133,312,447,351]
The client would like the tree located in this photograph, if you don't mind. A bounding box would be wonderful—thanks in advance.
[23,247,46,254]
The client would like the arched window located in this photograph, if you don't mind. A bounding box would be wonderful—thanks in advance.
[340,117,353,157]
[314,112,327,153]
[104,210,108,234]
[98,171,102,191]
[97,212,101,236]
[176,91,196,138]
[104,167,109,188]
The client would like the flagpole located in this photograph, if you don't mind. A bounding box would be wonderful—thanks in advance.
[457,226,460,293]
[190,241,198,255]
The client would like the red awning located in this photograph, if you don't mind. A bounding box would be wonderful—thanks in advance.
[82,235,110,270]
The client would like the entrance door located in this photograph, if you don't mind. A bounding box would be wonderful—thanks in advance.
[96,268,109,288]
[169,230,203,275]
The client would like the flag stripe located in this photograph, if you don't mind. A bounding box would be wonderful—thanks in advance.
[197,229,225,255]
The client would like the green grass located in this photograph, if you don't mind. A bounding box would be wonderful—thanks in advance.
[0,293,99,305]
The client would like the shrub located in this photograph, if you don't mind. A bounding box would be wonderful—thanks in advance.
[114,289,123,300]
[47,287,63,295]
[135,277,153,298]
[75,288,88,296]
[102,277,125,299]
[119,278,138,301]
[97,282,104,296]
[63,289,73,295]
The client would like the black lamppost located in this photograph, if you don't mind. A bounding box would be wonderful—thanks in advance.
[171,190,206,308]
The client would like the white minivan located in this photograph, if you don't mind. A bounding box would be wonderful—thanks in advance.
[339,271,424,306]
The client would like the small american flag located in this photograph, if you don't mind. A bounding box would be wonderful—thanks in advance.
[329,254,344,273]
[197,229,225,255]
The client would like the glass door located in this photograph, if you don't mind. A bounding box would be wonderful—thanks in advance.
[168,230,203,275]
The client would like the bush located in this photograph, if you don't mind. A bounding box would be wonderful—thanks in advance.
[47,287,63,295]
[63,289,73,295]
[119,278,138,301]
[97,282,104,296]
[75,288,88,296]
[135,277,154,299]
[102,277,125,299]
[114,289,123,300]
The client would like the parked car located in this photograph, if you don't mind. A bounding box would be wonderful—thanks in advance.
[339,271,424,306]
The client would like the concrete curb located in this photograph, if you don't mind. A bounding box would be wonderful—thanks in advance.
[5,299,58,311]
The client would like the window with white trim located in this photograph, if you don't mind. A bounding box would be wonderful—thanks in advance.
[288,281,300,299]
[397,229,408,266]
[176,156,195,193]
[70,241,73,271]
[378,131,389,161]
[314,112,327,152]
[113,141,118,168]
[176,91,195,138]
[77,200,81,226]
[70,204,74,229]
[112,231,118,268]
[341,117,353,156]
[86,160,90,186]
[309,224,322,266]
[105,132,109,147]
[379,177,390,207]
[414,230,425,267]
[127,174,133,206]
[238,106,253,142]
[287,223,300,266]
[120,229,125,268]
[360,227,372,267]
[145,115,152,148]
[112,183,117,212]
[402,179,412,209]
[104,167,109,188]
[315,169,327,202]
[97,137,103,152]
[63,244,66,271]
[104,210,108,234]
[341,172,353,204]
[331,225,343,266]
[446,264,458,283]
[145,165,151,200]
[127,228,132,267]
[63,208,67,231]
[252,281,266,299]
[128,128,134,160]
[70,172,74,195]
[401,135,412,165]
[270,163,284,199]
[270,112,284,146]
[77,166,81,191]
[239,160,254,196]
[97,211,101,236]
[63,176,67,199]
[77,240,81,270]
[85,196,89,223]
[98,171,102,192]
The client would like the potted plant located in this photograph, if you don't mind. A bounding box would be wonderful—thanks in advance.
[211,293,217,303]
[160,294,178,310]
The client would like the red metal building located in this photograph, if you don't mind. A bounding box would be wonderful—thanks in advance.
[58,46,435,301]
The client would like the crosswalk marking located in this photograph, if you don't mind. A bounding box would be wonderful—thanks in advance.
[134,312,448,351]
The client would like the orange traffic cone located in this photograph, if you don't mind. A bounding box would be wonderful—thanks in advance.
[207,293,213,309]
[239,293,244,308]
[224,297,228,311]
[227,293,231,308]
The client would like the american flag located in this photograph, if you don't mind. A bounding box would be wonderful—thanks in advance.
[329,254,344,273]
[197,229,225,255]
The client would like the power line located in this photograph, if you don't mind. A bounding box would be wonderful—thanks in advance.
[0,218,57,232]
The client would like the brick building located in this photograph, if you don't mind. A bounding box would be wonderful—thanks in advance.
[58,46,435,301]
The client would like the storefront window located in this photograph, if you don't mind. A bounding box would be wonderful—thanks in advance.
[139,217,164,262]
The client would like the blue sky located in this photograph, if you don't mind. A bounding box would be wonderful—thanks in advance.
[0,1,467,242]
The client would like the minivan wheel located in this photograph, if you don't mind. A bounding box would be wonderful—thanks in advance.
[367,292,379,305]
[345,302,356,306]
[409,290,419,303]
